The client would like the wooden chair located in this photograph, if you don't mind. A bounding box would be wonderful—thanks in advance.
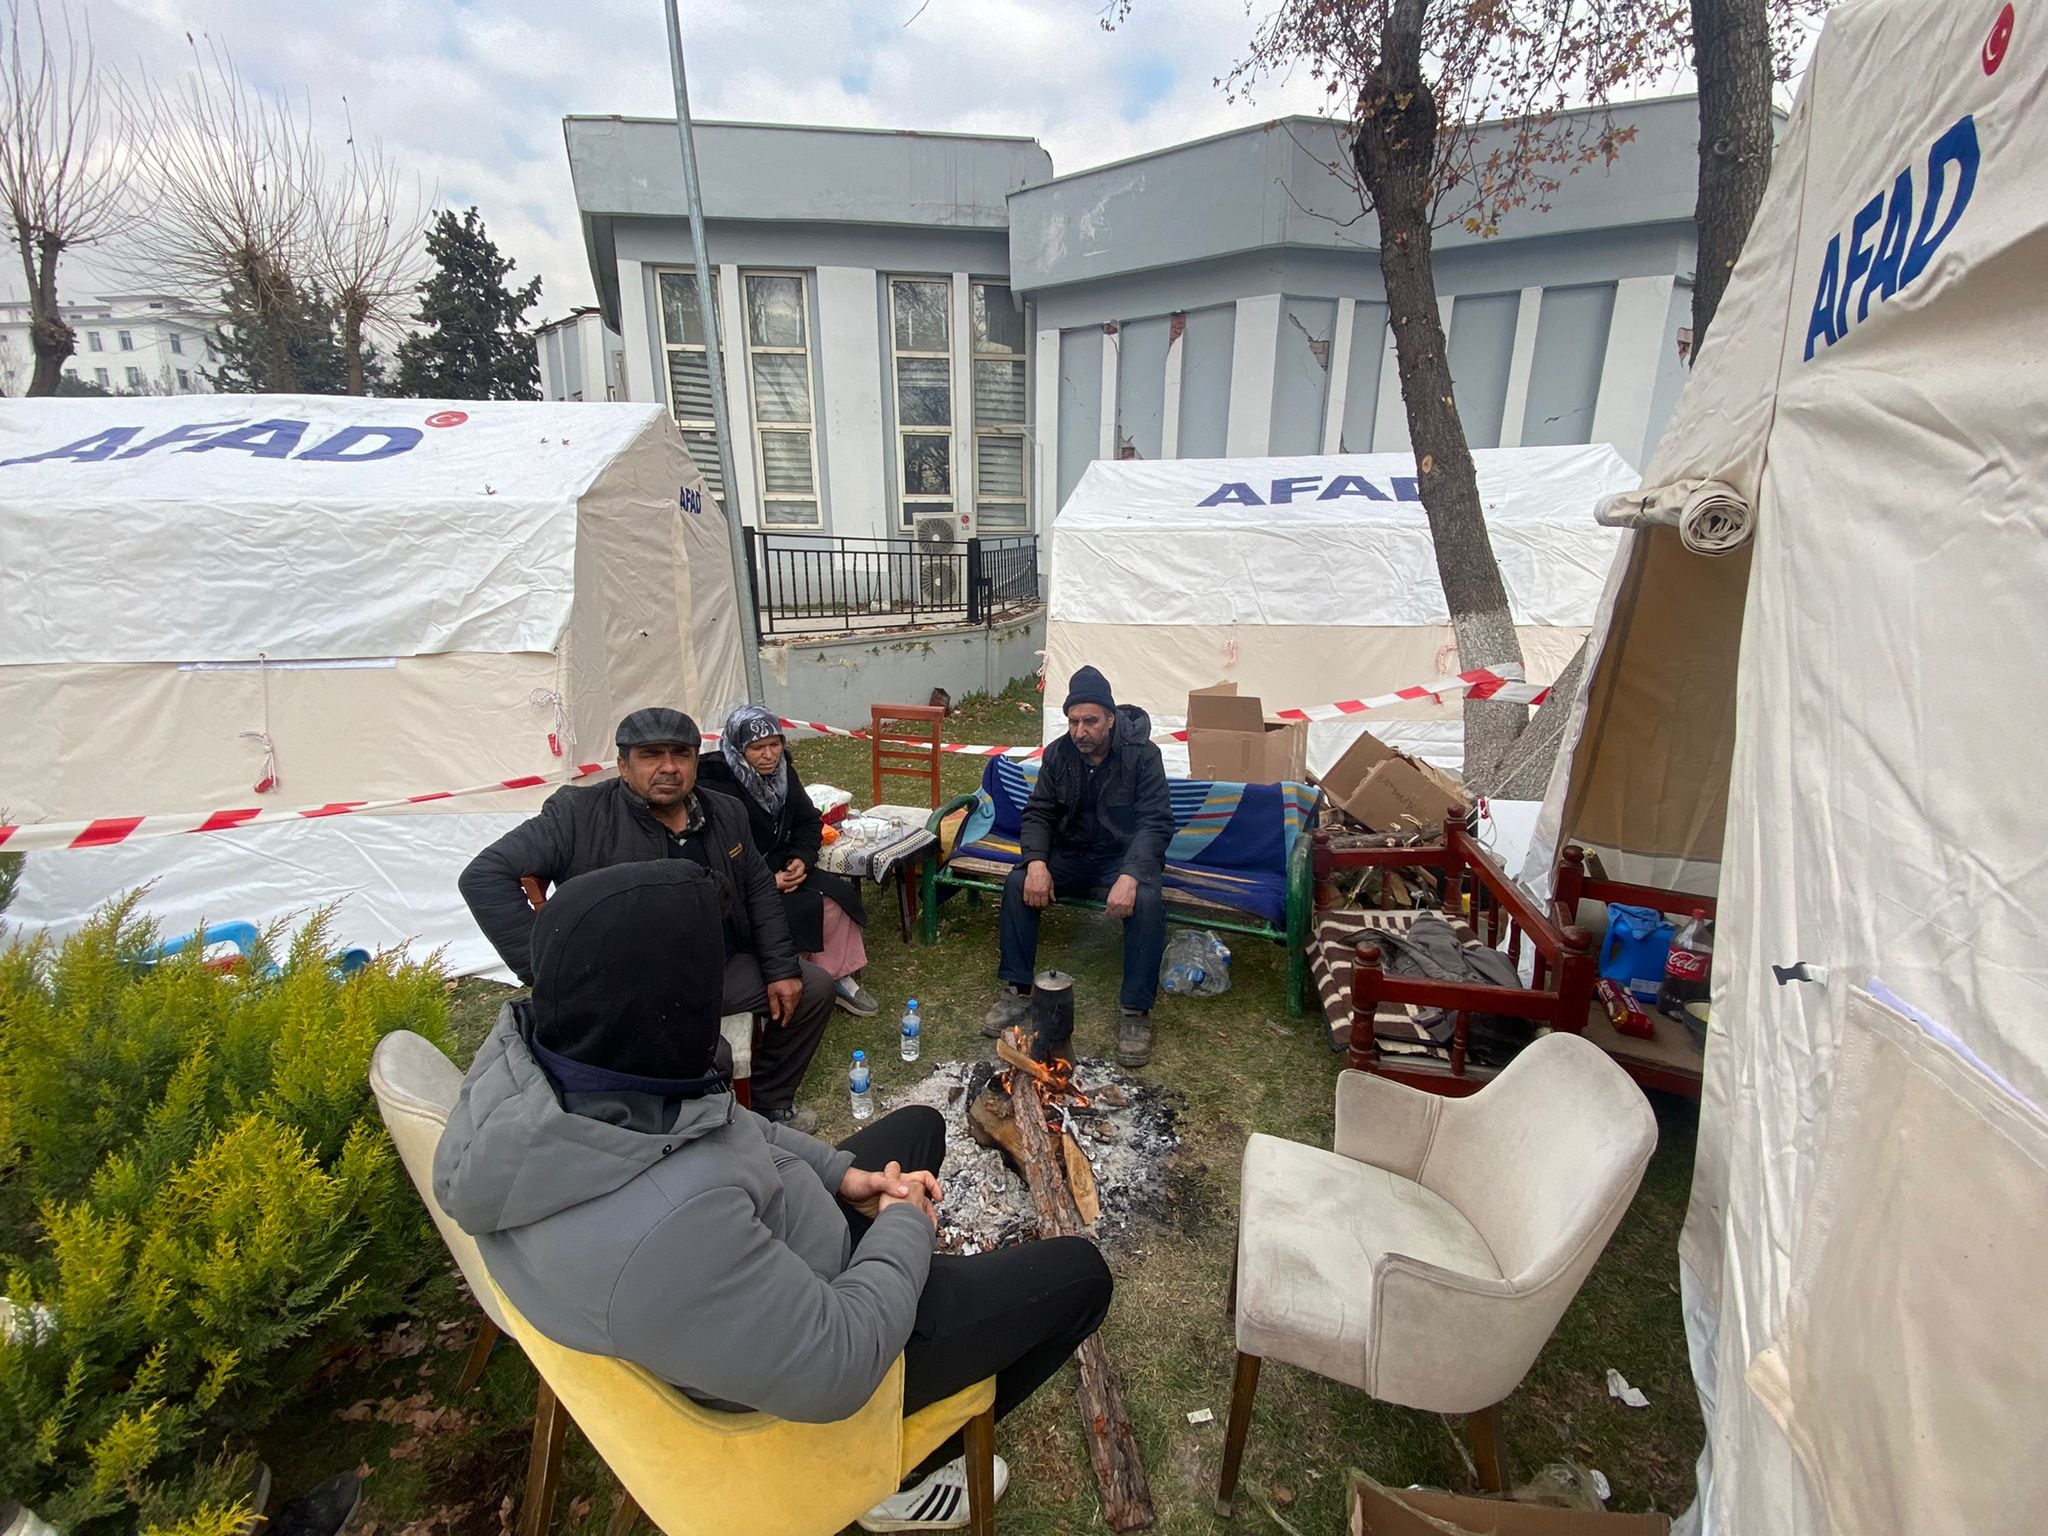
[521,876,762,1109]
[1308,812,1708,1098]
[371,1029,999,1536]
[870,703,946,810]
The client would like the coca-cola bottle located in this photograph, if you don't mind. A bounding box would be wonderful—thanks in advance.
[1659,909,1713,1020]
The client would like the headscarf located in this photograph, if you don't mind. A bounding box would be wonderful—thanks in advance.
[719,704,790,817]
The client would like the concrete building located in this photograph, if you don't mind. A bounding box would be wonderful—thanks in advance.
[0,292,220,396]
[566,98,1703,547]
[536,306,627,402]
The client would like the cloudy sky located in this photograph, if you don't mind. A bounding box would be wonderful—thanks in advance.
[49,0,1706,320]
[38,0,1310,316]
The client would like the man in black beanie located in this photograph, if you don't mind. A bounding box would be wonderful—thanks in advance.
[982,665,1174,1066]
[436,861,1112,1531]
[458,705,836,1133]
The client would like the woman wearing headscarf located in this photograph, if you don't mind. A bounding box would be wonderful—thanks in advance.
[699,703,879,1016]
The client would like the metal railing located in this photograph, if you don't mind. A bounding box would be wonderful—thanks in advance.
[744,529,1040,636]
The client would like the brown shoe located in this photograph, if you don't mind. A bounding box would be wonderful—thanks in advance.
[980,985,1031,1038]
[1116,1009,1153,1068]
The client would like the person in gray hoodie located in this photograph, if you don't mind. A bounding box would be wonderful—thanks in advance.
[434,860,1112,1532]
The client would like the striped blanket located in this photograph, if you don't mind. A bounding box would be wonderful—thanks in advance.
[948,757,1317,927]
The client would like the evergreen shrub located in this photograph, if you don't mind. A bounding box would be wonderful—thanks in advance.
[0,896,448,1532]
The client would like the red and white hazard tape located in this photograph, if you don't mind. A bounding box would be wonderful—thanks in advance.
[2,664,1548,853]
[0,763,610,854]
[759,664,1547,751]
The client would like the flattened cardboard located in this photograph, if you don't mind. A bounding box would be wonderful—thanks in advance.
[1185,682,1310,784]
[1316,729,1469,833]
[1351,1476,1671,1536]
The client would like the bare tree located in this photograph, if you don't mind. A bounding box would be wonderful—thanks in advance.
[124,37,322,392]
[0,0,132,396]
[1183,0,1667,776]
[313,120,427,394]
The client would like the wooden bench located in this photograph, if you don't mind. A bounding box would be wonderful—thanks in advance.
[920,756,1318,1014]
[1309,813,1708,1098]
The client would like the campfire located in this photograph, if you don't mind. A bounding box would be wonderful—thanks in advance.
[968,1028,1105,1223]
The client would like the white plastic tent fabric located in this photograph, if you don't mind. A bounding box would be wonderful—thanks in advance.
[1041,445,1635,773]
[1531,4,2048,1531]
[1,396,747,976]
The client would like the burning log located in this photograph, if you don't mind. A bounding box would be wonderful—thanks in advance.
[1001,1028,1154,1531]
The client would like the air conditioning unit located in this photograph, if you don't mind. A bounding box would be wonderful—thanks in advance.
[914,515,961,605]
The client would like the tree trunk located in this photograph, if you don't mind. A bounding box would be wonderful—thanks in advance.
[1689,0,1775,358]
[22,227,73,397]
[341,295,367,395]
[1353,0,1527,780]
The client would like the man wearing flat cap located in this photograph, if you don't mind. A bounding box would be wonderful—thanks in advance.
[459,706,836,1132]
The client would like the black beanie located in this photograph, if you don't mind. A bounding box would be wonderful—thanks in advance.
[1063,665,1115,714]
[528,862,725,1094]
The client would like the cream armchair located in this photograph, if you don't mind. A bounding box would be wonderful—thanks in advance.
[1218,1031,1658,1509]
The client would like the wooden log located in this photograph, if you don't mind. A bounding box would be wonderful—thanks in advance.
[965,1084,1026,1166]
[1063,1130,1102,1226]
[993,1032,1055,1083]
[1006,1031,1154,1531]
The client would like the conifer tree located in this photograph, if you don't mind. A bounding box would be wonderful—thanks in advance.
[394,206,541,400]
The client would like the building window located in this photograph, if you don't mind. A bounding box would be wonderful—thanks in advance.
[170,333,184,355]
[656,267,727,503]
[176,368,191,391]
[93,367,108,387]
[971,281,1028,531]
[204,335,216,360]
[87,331,102,351]
[741,271,821,529]
[125,366,142,387]
[118,330,134,351]
[889,277,954,534]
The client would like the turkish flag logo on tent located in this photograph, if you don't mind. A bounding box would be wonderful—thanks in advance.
[1984,3,2014,74]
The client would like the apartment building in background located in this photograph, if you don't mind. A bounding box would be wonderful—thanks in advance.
[565,98,1704,544]
[0,292,221,396]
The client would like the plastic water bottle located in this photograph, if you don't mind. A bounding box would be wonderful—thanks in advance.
[899,999,922,1062]
[848,1050,873,1121]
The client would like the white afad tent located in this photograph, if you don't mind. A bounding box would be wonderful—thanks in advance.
[1531,3,2048,1532]
[1042,444,1635,772]
[0,397,747,977]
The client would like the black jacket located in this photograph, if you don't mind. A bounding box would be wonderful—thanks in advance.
[697,752,865,954]
[459,777,800,986]
[1018,704,1174,881]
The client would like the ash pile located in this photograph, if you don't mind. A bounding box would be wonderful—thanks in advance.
[881,1058,1182,1256]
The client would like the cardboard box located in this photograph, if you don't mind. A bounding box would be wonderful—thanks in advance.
[1185,682,1310,784]
[1315,729,1469,833]
[1352,1476,1671,1536]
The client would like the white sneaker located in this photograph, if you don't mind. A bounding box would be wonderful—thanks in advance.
[857,1454,1009,1531]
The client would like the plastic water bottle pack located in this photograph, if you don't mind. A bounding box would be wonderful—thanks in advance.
[1159,929,1233,998]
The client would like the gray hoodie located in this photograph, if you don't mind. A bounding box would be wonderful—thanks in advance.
[434,1005,933,1422]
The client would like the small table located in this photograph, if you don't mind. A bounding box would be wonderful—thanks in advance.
[816,804,941,943]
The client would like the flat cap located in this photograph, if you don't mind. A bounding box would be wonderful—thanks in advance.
[614,707,701,751]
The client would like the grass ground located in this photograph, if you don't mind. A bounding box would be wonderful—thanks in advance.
[270,677,1702,1534]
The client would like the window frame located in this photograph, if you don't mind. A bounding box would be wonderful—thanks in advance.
[969,280,1029,532]
[87,331,102,352]
[170,333,184,355]
[739,269,823,531]
[654,265,728,507]
[117,330,134,351]
[888,275,957,535]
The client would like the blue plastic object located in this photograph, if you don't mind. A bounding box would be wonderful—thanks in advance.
[148,923,370,980]
[1598,904,1675,1003]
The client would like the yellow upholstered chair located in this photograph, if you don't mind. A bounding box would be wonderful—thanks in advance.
[370,1029,999,1536]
